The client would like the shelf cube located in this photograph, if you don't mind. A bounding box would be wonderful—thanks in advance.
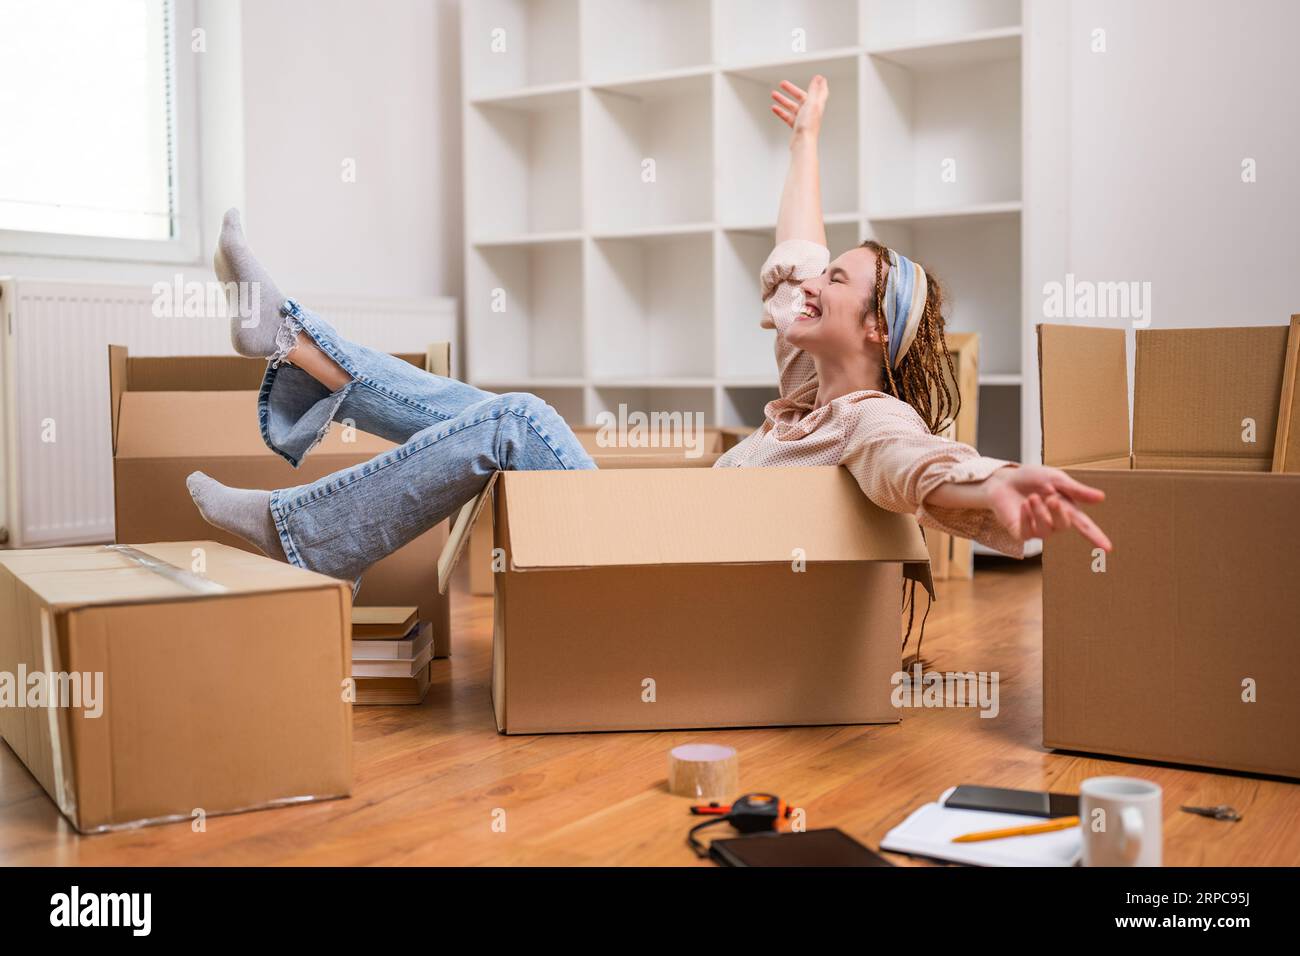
[587,75,714,233]
[463,0,581,98]
[862,51,1021,214]
[862,0,1021,48]
[716,0,860,65]
[582,0,712,82]
[718,55,860,226]
[467,239,585,382]
[588,232,714,380]
[466,89,581,239]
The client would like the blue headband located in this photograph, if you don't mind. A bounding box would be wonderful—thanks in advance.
[883,249,928,369]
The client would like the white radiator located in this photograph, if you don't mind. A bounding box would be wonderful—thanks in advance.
[0,277,457,548]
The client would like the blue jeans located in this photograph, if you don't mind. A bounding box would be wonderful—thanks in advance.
[258,299,596,583]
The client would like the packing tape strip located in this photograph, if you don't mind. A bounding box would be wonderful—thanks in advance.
[103,544,228,595]
[40,607,77,824]
[668,743,739,800]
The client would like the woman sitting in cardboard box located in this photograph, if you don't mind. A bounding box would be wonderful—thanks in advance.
[188,75,1110,591]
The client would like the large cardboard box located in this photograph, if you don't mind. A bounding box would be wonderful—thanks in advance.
[0,541,352,833]
[109,345,453,657]
[441,466,932,734]
[1038,322,1300,778]
[463,425,751,595]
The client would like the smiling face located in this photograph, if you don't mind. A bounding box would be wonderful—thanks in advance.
[785,245,888,367]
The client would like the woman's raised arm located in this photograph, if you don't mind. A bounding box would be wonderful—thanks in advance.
[770,76,828,247]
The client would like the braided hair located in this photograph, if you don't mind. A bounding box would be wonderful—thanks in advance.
[860,239,962,437]
[858,240,961,670]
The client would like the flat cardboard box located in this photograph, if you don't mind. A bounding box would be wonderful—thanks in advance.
[109,345,452,657]
[352,606,418,641]
[1038,322,1300,778]
[355,666,430,706]
[441,466,932,734]
[352,621,434,665]
[463,425,751,595]
[0,541,352,833]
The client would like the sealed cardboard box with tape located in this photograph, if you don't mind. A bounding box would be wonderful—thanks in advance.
[441,466,932,734]
[1038,322,1300,778]
[0,541,352,833]
[108,344,452,657]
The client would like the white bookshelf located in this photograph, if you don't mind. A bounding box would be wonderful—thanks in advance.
[462,0,1028,464]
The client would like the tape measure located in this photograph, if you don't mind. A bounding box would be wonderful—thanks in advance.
[687,793,794,856]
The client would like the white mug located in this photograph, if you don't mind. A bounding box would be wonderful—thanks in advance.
[1079,776,1163,867]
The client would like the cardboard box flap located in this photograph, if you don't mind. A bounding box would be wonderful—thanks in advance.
[1037,324,1131,468]
[0,541,344,610]
[1134,325,1289,471]
[500,467,930,570]
[108,344,128,453]
[437,472,499,594]
[108,343,444,456]
[114,352,269,391]
[115,391,394,459]
[352,606,418,631]
[108,348,431,393]
[1274,316,1300,472]
[427,342,451,378]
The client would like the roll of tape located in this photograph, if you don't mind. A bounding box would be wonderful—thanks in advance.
[668,743,739,800]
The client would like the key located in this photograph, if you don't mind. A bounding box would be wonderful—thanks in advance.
[1180,804,1242,821]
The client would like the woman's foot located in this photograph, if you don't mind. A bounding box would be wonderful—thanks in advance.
[214,208,291,358]
[186,471,285,562]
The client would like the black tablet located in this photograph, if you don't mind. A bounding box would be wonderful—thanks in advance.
[709,829,895,867]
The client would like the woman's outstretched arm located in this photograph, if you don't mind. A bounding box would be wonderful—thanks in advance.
[771,76,827,247]
[925,465,1113,552]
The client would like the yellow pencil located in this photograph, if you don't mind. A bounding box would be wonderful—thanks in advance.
[952,816,1081,843]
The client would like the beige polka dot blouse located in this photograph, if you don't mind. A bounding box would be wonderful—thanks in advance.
[714,239,1023,558]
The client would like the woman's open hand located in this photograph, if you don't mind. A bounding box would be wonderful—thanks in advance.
[986,465,1113,552]
[770,76,828,143]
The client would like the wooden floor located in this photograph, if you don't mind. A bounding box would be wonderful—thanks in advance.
[2,558,1298,866]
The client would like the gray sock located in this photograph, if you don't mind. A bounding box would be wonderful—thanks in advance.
[214,208,292,358]
[186,471,285,562]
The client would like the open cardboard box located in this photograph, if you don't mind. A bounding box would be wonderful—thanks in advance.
[440,466,932,734]
[463,425,753,595]
[1038,321,1300,778]
[0,541,352,833]
[108,344,453,657]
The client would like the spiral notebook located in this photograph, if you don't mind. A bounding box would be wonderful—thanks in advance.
[880,787,1082,867]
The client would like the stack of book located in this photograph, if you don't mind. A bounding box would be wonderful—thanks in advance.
[352,606,433,705]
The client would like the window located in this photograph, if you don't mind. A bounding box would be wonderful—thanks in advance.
[0,0,197,259]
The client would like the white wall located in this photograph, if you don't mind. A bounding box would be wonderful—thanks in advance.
[1023,0,1300,465]
[0,0,463,306]
[1065,0,1299,327]
[239,0,462,301]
